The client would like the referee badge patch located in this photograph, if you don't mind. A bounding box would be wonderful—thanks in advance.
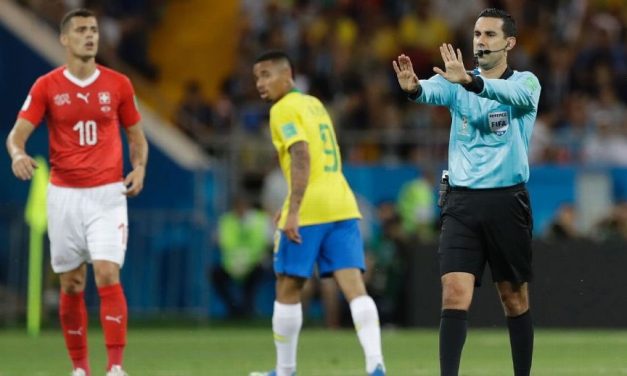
[488,111,509,136]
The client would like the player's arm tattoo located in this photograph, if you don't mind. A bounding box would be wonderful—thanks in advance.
[288,141,310,215]
[125,123,149,169]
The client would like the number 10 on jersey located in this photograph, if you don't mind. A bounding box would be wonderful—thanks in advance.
[73,120,98,146]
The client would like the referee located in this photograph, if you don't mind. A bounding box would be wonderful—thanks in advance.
[393,8,541,376]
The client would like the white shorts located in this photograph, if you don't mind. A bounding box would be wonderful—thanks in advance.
[47,182,128,273]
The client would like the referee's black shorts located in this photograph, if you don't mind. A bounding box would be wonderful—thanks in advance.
[438,183,533,286]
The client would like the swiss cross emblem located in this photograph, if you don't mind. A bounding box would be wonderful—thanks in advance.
[98,91,111,104]
[54,93,71,106]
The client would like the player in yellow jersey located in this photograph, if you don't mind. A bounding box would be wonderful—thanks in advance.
[249,51,386,376]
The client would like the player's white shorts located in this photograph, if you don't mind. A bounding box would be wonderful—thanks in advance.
[47,182,128,273]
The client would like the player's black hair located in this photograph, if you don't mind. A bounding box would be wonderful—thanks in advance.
[60,8,96,33]
[478,8,517,38]
[255,50,295,78]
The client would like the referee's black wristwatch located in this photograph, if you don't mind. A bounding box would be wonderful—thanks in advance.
[407,86,422,101]
[462,72,484,93]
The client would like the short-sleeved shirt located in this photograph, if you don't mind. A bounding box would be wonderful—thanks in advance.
[269,90,361,228]
[18,65,141,187]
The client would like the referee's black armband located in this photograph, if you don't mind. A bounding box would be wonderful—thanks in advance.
[461,73,484,94]
[407,86,423,101]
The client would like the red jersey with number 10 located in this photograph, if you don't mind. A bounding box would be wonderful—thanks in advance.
[18,65,141,187]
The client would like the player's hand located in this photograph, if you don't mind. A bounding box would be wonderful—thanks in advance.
[123,165,145,197]
[11,152,37,180]
[433,43,472,84]
[283,212,302,244]
[392,54,420,94]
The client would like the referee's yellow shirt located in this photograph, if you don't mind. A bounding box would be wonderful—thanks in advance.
[270,90,361,228]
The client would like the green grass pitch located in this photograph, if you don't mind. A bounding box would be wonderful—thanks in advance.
[1,327,626,375]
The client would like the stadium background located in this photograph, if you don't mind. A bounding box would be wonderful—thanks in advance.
[0,0,626,374]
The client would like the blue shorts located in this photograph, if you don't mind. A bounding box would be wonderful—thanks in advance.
[274,219,365,278]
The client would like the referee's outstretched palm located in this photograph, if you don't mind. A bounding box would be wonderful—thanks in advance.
[433,43,468,84]
[392,54,419,94]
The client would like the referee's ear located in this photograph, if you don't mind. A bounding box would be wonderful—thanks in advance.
[505,37,516,51]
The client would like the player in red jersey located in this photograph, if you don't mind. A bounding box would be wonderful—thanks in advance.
[6,9,148,376]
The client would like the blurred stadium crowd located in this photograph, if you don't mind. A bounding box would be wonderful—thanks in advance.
[20,0,626,167]
[176,0,627,219]
[211,0,625,166]
[14,0,627,324]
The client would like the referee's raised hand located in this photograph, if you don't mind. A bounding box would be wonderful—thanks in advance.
[433,43,472,84]
[392,54,420,94]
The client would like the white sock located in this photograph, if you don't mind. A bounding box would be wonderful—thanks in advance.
[350,295,385,373]
[272,301,302,376]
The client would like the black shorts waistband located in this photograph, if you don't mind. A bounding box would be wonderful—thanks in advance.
[450,182,526,192]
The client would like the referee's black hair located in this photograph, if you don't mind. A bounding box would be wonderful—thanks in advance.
[60,8,96,33]
[255,50,295,78]
[478,8,517,38]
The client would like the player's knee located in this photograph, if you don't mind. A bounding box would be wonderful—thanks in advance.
[95,272,119,287]
[60,275,86,294]
[93,261,121,287]
[334,269,366,301]
[442,282,471,300]
[94,269,120,287]
[442,296,471,310]
[500,292,529,316]
[276,275,306,303]
[442,283,472,309]
[341,284,367,302]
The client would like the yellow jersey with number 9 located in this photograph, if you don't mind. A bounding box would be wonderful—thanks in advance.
[270,90,361,228]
